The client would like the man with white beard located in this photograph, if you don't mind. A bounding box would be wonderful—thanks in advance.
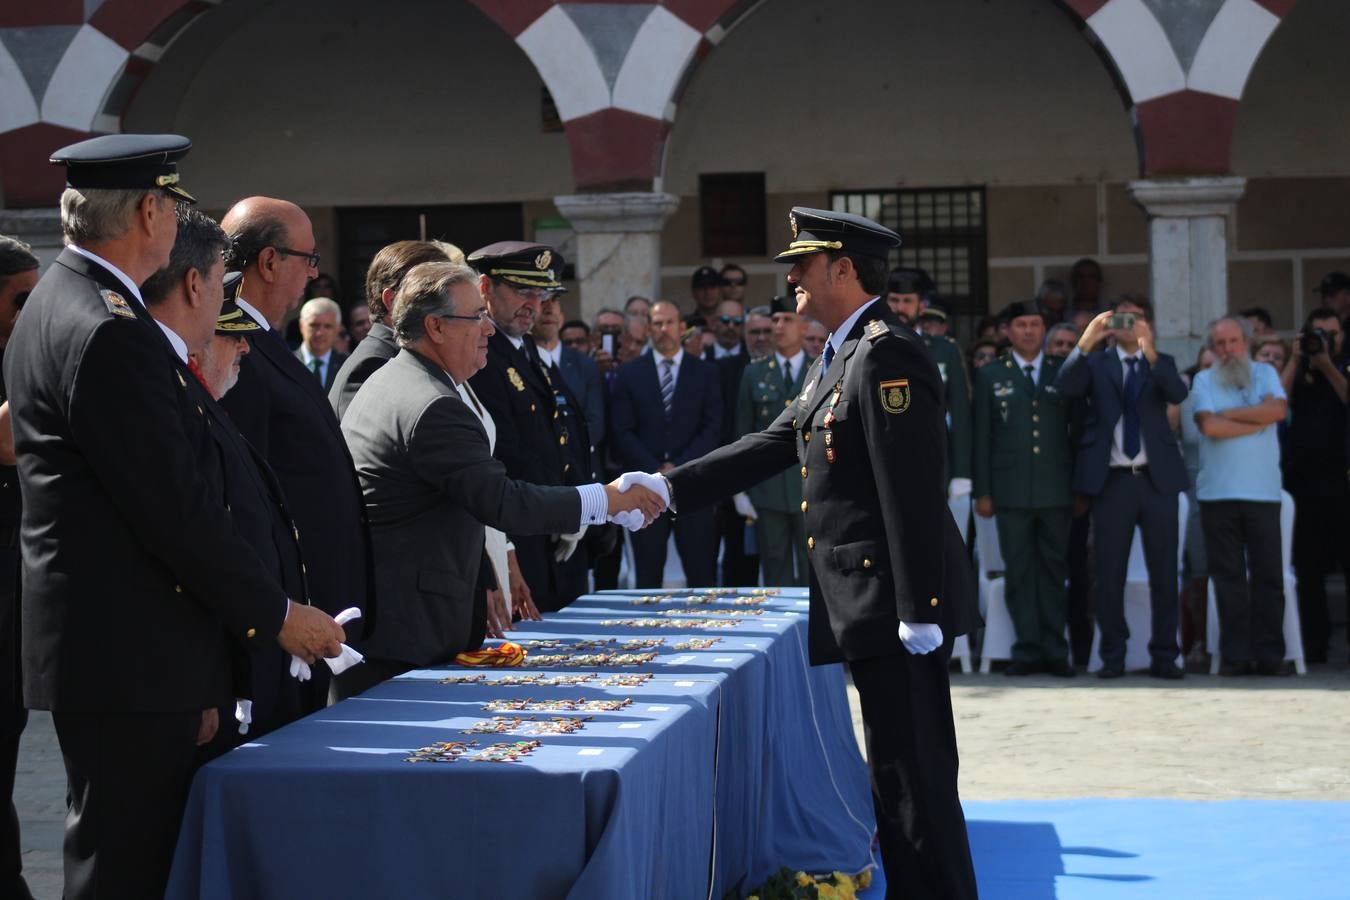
[1191,316,1289,676]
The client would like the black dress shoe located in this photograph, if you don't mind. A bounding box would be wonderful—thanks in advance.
[1149,661,1184,680]
[1046,660,1076,678]
[1096,664,1125,679]
[1219,660,1254,676]
[1255,659,1294,677]
[1004,661,1042,676]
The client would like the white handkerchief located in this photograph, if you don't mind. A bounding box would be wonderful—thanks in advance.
[235,699,254,735]
[290,607,365,681]
[324,643,364,675]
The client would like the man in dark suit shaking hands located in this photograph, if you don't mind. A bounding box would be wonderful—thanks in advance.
[1056,297,1189,678]
[611,300,722,587]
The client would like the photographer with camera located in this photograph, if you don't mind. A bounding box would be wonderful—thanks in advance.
[1280,307,1349,664]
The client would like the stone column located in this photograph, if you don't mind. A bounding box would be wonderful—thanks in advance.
[553,192,680,323]
[0,207,64,269]
[1127,177,1246,360]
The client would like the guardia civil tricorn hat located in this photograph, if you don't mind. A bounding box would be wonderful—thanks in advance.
[773,207,900,264]
[49,133,197,204]
[467,241,566,293]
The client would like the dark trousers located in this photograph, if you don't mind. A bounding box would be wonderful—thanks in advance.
[1201,500,1284,665]
[331,657,414,702]
[1290,485,1350,660]
[996,507,1071,665]
[1066,507,1093,665]
[0,706,31,900]
[850,651,978,900]
[630,507,717,589]
[1091,471,1181,668]
[53,709,203,900]
[717,500,760,587]
[588,524,622,591]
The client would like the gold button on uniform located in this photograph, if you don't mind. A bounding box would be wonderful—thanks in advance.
[559,435,567,445]
[1033,446,1040,454]
[807,536,815,549]
[863,558,872,569]
[1032,415,1040,422]
[803,432,811,443]
[930,597,939,607]
[530,403,536,412]
[800,466,808,478]
[1032,400,1039,408]
[246,628,256,639]
[800,500,808,513]
[174,584,183,593]
[1032,430,1040,438]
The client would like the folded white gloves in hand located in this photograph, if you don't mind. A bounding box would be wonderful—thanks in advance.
[235,699,253,736]
[898,621,944,655]
[289,607,366,683]
[948,478,973,500]
[608,471,671,531]
[732,493,757,521]
[554,525,588,562]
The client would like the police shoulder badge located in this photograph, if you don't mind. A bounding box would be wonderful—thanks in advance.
[864,319,889,343]
[507,367,526,392]
[879,378,910,414]
[100,289,137,320]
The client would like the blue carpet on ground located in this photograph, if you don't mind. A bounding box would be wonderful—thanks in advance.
[857,799,1350,899]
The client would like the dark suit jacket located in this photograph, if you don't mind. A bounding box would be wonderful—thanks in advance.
[611,351,723,472]
[556,344,605,446]
[221,315,375,636]
[3,249,286,711]
[342,349,581,665]
[1055,347,1188,495]
[328,322,397,421]
[715,352,751,445]
[0,355,21,710]
[669,300,978,664]
[293,347,347,392]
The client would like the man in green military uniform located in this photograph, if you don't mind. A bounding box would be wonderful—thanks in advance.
[884,269,972,498]
[973,301,1075,676]
[733,296,812,585]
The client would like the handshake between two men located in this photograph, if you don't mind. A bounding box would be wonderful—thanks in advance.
[602,471,673,531]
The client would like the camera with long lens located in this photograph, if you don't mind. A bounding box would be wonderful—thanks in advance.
[1299,328,1330,356]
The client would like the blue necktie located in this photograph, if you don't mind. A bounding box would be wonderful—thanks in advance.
[1123,356,1142,458]
[822,341,835,371]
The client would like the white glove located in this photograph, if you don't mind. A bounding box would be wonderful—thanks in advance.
[948,478,972,500]
[554,525,588,562]
[235,699,254,736]
[732,493,757,521]
[290,607,365,681]
[616,471,670,506]
[898,621,943,655]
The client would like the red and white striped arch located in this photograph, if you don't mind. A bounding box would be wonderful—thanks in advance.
[0,0,1304,206]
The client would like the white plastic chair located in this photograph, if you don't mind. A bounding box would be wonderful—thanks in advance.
[945,494,974,674]
[1206,491,1306,675]
[1087,493,1188,672]
[974,514,1017,673]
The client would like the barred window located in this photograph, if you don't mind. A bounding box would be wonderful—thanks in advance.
[830,187,988,324]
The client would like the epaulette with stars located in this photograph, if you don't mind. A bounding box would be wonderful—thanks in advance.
[864,319,889,343]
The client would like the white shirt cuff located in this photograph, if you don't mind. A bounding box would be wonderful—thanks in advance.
[576,483,608,526]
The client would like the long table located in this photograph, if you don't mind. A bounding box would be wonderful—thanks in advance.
[167,588,875,899]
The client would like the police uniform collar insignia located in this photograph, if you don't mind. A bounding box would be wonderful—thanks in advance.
[100,289,137,320]
[864,319,889,343]
[506,367,526,392]
[880,379,910,414]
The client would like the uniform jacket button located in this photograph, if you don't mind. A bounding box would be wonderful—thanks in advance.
[800,501,808,513]
[863,558,872,569]
[803,432,811,443]
[800,466,807,478]
[930,596,940,607]
[246,628,257,639]
[174,584,183,593]
[807,536,815,550]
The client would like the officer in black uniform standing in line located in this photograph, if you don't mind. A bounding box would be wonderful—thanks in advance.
[0,235,38,900]
[3,135,344,900]
[468,242,587,612]
[662,208,980,899]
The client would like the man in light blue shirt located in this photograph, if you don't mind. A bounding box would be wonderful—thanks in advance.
[1191,316,1288,675]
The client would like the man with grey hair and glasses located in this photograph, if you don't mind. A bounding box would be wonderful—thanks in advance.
[1191,315,1289,676]
[339,261,665,695]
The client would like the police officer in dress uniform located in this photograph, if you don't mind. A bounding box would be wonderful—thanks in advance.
[468,242,589,612]
[733,295,812,586]
[662,208,980,899]
[2,135,343,899]
[972,301,1075,676]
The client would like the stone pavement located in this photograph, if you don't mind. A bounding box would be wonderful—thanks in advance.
[13,667,1350,898]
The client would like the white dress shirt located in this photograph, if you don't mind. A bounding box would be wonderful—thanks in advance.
[153,321,189,365]
[538,340,563,369]
[299,345,334,384]
[1109,345,1149,467]
[1011,350,1045,387]
[712,342,741,359]
[823,297,879,363]
[775,349,806,384]
[655,346,685,383]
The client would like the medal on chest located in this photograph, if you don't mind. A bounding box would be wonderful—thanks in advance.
[822,382,843,463]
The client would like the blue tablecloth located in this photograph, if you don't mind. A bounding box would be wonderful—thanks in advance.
[167,588,874,899]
